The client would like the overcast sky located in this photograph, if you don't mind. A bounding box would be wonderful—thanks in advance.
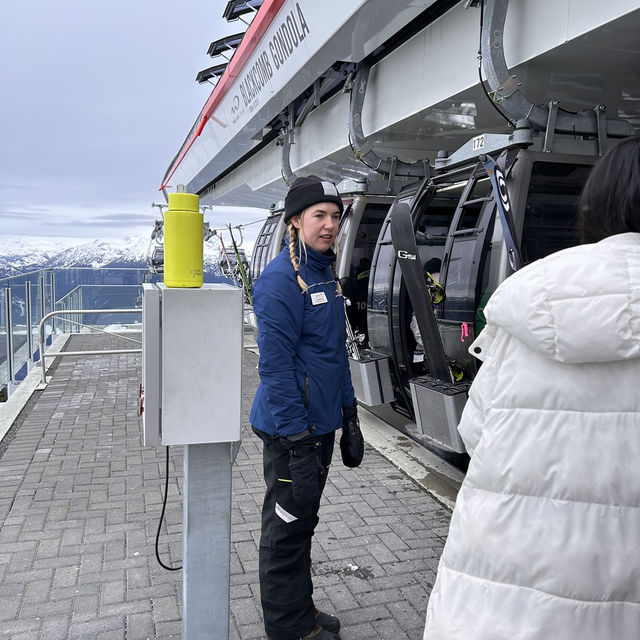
[0,0,267,246]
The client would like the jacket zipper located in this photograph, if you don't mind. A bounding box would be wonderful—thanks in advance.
[303,374,310,409]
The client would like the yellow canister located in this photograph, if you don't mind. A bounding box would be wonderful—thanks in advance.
[163,192,203,288]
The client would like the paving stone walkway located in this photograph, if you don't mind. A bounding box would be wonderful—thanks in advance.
[0,333,452,639]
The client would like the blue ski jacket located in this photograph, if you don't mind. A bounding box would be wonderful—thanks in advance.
[249,245,355,437]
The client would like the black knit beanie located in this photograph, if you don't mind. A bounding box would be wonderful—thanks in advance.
[284,175,343,224]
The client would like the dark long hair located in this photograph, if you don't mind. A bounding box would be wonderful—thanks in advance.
[578,135,640,243]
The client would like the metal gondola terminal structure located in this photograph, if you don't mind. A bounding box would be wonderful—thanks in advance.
[161,0,640,453]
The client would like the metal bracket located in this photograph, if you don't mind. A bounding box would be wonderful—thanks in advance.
[342,70,355,94]
[348,62,428,182]
[279,105,297,186]
[481,0,631,138]
[434,122,533,171]
[386,157,398,193]
[336,177,369,194]
[293,63,355,131]
[489,74,521,103]
[594,104,607,156]
[277,63,357,186]
[236,4,259,26]
[543,100,559,153]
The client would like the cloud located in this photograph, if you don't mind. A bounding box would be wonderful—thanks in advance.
[0,206,51,218]
[0,0,230,241]
[91,213,158,224]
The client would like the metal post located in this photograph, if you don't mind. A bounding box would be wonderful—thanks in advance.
[183,443,231,640]
[78,288,83,333]
[39,273,45,320]
[25,281,33,361]
[5,288,14,383]
[73,292,78,334]
[49,271,56,334]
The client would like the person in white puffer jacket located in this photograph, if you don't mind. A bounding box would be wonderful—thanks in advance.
[424,134,640,640]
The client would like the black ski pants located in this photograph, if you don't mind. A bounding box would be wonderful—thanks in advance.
[252,427,335,640]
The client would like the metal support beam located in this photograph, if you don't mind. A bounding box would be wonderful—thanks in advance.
[183,443,232,640]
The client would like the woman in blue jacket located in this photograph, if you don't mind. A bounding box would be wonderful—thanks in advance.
[250,175,362,640]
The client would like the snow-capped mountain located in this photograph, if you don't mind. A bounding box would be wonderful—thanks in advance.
[44,237,150,270]
[0,235,224,279]
[0,237,80,277]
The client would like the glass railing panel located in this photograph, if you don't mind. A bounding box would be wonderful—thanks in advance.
[0,272,45,382]
[29,275,43,349]
[66,285,143,330]
[55,285,81,334]
[53,268,148,297]
[42,270,54,346]
[1,267,147,401]
[9,279,30,382]
[52,268,146,332]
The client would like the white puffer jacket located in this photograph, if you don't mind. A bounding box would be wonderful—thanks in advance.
[424,232,640,640]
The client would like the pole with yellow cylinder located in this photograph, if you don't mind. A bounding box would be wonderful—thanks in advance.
[164,188,203,288]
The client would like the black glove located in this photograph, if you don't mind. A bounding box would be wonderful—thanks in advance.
[282,428,324,507]
[340,401,364,468]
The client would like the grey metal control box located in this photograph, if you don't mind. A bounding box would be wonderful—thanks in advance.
[409,375,471,453]
[141,283,243,446]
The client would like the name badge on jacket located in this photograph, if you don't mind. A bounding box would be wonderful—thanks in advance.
[311,292,328,305]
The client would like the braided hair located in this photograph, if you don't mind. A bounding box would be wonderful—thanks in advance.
[288,223,309,292]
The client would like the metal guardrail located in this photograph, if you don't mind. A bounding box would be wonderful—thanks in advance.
[38,309,142,383]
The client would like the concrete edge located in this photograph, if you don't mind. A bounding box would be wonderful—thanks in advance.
[245,345,462,510]
[358,406,463,510]
[0,334,71,442]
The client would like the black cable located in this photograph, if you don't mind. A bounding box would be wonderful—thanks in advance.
[237,216,270,227]
[208,215,270,241]
[155,446,182,571]
[477,0,516,128]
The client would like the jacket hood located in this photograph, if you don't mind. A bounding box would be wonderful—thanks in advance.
[483,233,640,363]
